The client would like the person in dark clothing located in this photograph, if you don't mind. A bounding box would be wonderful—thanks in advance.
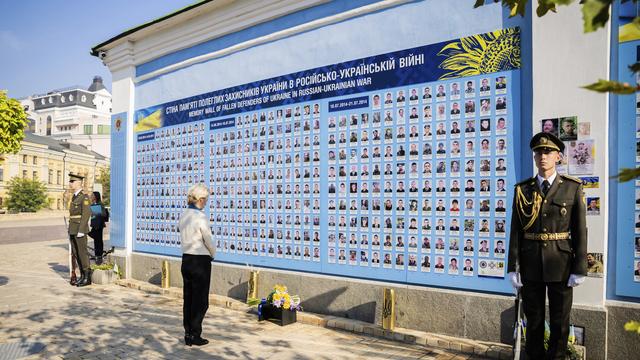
[89,191,109,264]
[508,132,587,360]
[180,184,216,347]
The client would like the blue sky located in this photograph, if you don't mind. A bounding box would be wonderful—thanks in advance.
[0,0,196,99]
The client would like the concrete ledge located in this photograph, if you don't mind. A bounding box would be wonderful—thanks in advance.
[114,278,516,359]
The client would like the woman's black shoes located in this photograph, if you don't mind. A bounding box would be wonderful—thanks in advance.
[191,336,209,346]
[185,335,209,346]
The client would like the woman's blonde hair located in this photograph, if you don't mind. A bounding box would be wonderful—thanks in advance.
[187,183,209,205]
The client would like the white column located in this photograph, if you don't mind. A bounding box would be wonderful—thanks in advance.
[532,2,610,306]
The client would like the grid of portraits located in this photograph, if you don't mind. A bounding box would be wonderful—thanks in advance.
[326,75,511,276]
[135,122,208,246]
[132,73,515,283]
[209,104,322,263]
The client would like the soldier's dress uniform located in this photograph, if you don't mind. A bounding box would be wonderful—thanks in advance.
[508,133,587,359]
[68,174,92,287]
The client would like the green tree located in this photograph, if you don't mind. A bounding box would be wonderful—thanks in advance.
[97,165,110,206]
[474,0,639,94]
[0,90,29,161]
[5,177,48,212]
[476,0,640,181]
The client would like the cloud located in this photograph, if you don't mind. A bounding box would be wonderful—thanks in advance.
[0,30,24,51]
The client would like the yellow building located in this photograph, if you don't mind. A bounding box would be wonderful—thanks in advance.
[0,132,108,210]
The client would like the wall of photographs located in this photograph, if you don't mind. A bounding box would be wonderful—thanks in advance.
[615,33,640,298]
[133,29,520,294]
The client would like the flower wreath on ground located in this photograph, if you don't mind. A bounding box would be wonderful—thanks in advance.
[266,284,302,311]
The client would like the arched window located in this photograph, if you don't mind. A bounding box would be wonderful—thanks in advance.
[46,116,52,135]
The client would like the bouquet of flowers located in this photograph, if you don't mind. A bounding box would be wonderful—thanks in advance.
[266,284,302,311]
[520,321,582,360]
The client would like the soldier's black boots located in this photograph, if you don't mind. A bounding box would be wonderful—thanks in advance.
[77,270,91,287]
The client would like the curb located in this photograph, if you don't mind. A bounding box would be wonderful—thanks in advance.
[114,278,514,359]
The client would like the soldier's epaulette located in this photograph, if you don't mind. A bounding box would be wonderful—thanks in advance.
[560,174,581,184]
[514,177,536,187]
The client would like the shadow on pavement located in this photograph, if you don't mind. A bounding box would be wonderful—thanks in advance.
[48,262,69,275]
[2,285,303,358]
[47,243,69,250]
[0,276,8,286]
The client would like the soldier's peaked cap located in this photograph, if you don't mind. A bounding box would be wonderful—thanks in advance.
[69,173,84,181]
[530,132,564,153]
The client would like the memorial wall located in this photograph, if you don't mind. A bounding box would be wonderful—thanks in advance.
[132,28,521,294]
[96,1,640,358]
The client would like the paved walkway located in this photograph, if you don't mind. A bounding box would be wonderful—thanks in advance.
[0,215,70,244]
[0,238,488,359]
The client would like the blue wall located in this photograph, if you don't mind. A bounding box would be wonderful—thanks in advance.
[127,0,532,295]
[109,112,127,248]
[608,1,640,302]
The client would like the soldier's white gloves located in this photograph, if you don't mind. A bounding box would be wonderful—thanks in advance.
[77,232,85,237]
[508,272,523,289]
[567,274,585,287]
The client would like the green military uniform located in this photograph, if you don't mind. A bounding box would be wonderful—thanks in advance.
[508,132,587,359]
[68,173,92,286]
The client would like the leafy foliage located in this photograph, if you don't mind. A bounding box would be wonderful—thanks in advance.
[474,1,640,180]
[97,166,110,206]
[583,79,639,94]
[615,168,640,183]
[5,177,49,212]
[0,90,28,160]
[581,0,612,32]
[474,0,615,32]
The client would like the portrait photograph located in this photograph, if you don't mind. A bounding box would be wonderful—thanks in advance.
[479,77,491,94]
[559,116,578,141]
[464,80,475,98]
[495,76,507,94]
[541,118,559,136]
[579,121,591,137]
[421,255,431,271]
[586,197,600,216]
[586,252,604,278]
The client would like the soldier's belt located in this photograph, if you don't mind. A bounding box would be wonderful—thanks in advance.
[69,215,82,219]
[524,232,570,241]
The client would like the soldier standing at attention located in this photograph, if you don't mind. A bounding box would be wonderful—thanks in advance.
[68,173,92,287]
[508,132,587,359]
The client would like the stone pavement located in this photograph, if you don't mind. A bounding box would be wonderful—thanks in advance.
[0,238,492,359]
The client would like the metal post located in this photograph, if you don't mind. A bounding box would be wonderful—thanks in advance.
[382,288,395,330]
[161,260,170,288]
[247,270,259,301]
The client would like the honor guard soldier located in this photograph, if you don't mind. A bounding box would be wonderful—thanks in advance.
[68,173,92,287]
[508,132,587,359]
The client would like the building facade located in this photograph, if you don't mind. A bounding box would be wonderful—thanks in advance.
[20,76,112,158]
[0,133,108,210]
[93,1,639,358]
